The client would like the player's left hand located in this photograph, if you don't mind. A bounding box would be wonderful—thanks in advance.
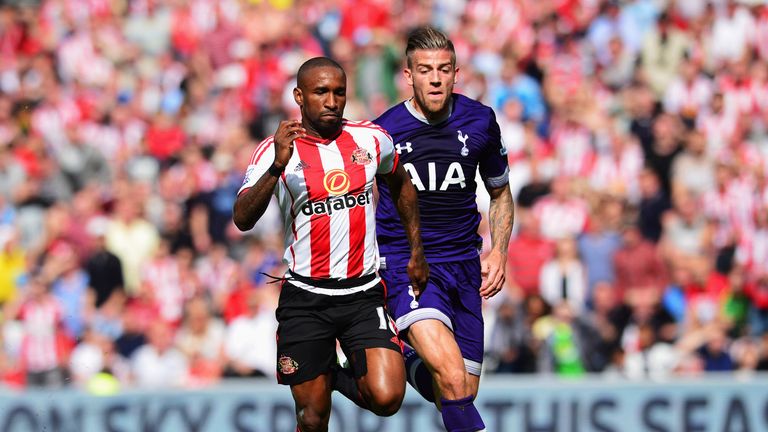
[407,252,429,297]
[480,250,505,300]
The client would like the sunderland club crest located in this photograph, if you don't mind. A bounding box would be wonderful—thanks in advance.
[278,355,299,375]
[351,147,372,165]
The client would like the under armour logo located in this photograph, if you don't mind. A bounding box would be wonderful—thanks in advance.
[457,130,469,156]
[395,142,413,154]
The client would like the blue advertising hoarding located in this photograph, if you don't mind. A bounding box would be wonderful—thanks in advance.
[0,375,766,431]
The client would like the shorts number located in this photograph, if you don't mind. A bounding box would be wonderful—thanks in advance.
[376,306,397,334]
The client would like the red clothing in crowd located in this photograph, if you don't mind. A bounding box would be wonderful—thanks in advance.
[613,239,667,299]
[745,280,768,310]
[145,122,185,162]
[507,233,555,297]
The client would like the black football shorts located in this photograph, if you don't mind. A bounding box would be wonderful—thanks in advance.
[275,280,402,386]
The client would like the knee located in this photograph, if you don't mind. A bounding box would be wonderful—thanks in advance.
[297,406,330,432]
[367,388,404,417]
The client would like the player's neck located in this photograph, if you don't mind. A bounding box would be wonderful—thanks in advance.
[302,119,343,142]
[406,98,452,125]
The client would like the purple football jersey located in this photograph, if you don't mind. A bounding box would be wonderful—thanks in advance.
[374,93,508,264]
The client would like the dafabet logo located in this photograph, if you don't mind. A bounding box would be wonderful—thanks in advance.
[323,169,350,195]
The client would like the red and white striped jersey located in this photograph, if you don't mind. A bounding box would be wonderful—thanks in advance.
[19,298,63,373]
[532,195,590,240]
[238,120,398,294]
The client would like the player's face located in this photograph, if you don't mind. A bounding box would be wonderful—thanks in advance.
[404,49,458,120]
[294,66,346,138]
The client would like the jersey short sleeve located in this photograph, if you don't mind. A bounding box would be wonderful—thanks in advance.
[375,130,399,175]
[478,108,509,189]
[238,137,276,196]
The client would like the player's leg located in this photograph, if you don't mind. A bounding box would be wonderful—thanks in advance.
[407,317,486,432]
[379,262,450,402]
[409,259,486,432]
[406,319,468,400]
[290,375,333,432]
[440,257,487,431]
[450,256,486,400]
[334,282,406,416]
[349,347,406,416]
[276,282,338,431]
[466,373,480,399]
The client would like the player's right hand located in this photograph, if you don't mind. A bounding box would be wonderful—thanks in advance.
[407,252,429,297]
[273,120,306,168]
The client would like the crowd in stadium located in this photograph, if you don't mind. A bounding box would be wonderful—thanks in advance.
[0,0,767,390]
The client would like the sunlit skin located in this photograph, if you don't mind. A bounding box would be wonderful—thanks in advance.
[404,49,459,123]
[294,66,347,139]
[270,66,348,170]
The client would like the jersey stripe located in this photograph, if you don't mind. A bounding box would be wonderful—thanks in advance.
[281,171,298,272]
[317,142,350,278]
[337,131,368,278]
[250,137,273,164]
[295,140,331,278]
[346,120,390,136]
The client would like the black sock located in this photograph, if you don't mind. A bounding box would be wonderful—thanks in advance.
[331,364,370,409]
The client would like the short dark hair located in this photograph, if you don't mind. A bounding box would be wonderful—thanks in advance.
[405,26,455,68]
[296,57,345,88]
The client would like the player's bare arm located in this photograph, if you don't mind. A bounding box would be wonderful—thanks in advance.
[480,184,514,299]
[383,163,429,295]
[232,120,305,231]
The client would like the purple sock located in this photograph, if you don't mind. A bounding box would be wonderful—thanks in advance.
[441,396,486,432]
[403,345,436,403]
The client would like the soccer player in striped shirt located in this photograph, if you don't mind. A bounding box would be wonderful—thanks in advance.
[233,57,428,432]
[374,26,515,432]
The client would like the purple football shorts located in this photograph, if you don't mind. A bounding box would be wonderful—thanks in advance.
[380,256,484,375]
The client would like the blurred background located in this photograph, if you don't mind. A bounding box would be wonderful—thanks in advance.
[0,0,767,399]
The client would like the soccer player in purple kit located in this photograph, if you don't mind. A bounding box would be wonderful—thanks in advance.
[373,26,515,432]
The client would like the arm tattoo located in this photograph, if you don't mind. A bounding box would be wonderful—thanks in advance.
[232,172,280,231]
[488,185,515,255]
[385,166,424,256]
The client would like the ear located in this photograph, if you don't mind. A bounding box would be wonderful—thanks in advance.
[293,87,302,107]
[453,67,460,85]
[403,68,414,87]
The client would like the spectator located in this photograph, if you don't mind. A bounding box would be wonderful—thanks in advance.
[532,176,589,241]
[671,130,715,200]
[641,12,691,96]
[175,297,225,384]
[105,195,160,295]
[696,327,735,372]
[539,237,588,314]
[223,289,277,378]
[69,327,126,387]
[506,209,555,299]
[637,166,671,242]
[535,302,592,376]
[486,298,537,374]
[6,274,71,387]
[660,192,713,264]
[195,242,238,312]
[0,227,25,305]
[614,221,667,300]
[49,242,91,340]
[622,322,679,380]
[577,197,623,292]
[84,218,124,309]
[130,321,188,388]
[114,307,147,361]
